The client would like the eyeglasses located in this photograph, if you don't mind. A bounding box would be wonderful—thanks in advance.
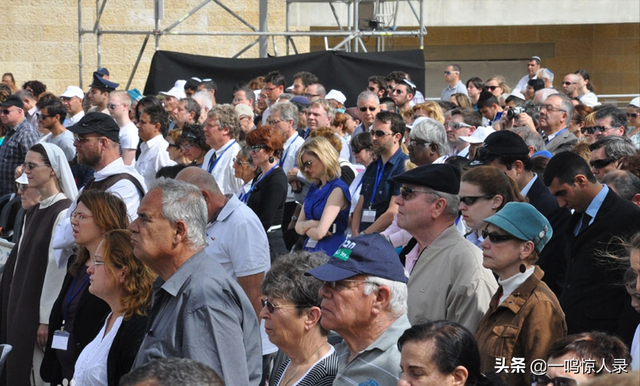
[447,122,472,130]
[15,182,27,192]
[407,140,428,148]
[580,126,607,135]
[71,211,93,221]
[37,113,56,120]
[485,86,498,91]
[530,374,578,386]
[367,87,377,92]
[263,86,276,92]
[627,112,639,118]
[267,119,282,125]
[541,104,567,113]
[0,108,18,115]
[400,186,440,201]
[22,162,49,171]
[233,157,248,166]
[106,103,120,110]
[304,93,321,98]
[444,71,459,75]
[460,195,495,206]
[302,159,315,169]
[589,158,616,169]
[180,143,194,151]
[167,143,179,149]
[260,298,301,313]
[371,130,392,138]
[359,106,377,112]
[250,144,266,152]
[73,134,102,143]
[392,89,405,95]
[324,279,379,290]
[481,228,515,243]
[562,82,576,86]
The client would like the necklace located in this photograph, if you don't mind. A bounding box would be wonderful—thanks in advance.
[282,342,326,386]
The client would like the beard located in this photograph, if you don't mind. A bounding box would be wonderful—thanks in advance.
[78,148,101,168]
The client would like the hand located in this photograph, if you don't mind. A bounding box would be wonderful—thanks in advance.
[497,112,514,131]
[287,167,299,182]
[515,113,536,132]
[14,165,23,179]
[37,324,48,350]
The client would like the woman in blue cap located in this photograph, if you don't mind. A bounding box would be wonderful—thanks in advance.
[474,202,567,386]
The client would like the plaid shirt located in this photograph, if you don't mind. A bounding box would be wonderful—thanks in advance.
[0,118,41,196]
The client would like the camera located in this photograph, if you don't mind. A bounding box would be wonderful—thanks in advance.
[507,106,525,119]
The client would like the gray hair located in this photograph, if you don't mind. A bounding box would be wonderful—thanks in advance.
[548,93,574,123]
[410,118,447,156]
[437,190,461,219]
[149,178,208,249]
[14,89,35,102]
[537,68,554,83]
[193,90,213,111]
[589,135,636,160]
[602,170,640,201]
[512,126,545,152]
[278,93,294,101]
[208,104,241,139]
[119,358,223,386]
[363,276,408,317]
[311,83,326,97]
[309,98,335,121]
[357,90,379,106]
[270,101,299,128]
[261,251,328,307]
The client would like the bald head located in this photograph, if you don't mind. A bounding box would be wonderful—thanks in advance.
[175,166,221,195]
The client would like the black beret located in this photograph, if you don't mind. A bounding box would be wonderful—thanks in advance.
[393,163,461,194]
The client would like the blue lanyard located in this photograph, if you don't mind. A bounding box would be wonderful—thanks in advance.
[545,127,568,144]
[303,128,310,139]
[207,140,236,173]
[63,274,90,323]
[279,134,298,167]
[369,159,385,208]
[244,165,278,203]
[356,176,364,191]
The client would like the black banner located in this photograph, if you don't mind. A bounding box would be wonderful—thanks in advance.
[143,49,425,107]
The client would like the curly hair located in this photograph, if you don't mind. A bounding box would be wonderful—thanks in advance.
[309,126,342,152]
[100,229,155,319]
[245,124,285,158]
[178,123,210,153]
[70,191,130,277]
[297,136,341,183]
[207,104,241,140]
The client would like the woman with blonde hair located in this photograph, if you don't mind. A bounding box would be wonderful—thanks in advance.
[485,76,511,99]
[413,101,445,124]
[73,229,155,386]
[295,137,350,255]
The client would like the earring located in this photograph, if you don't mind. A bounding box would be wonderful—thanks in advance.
[519,264,526,273]
[268,155,275,163]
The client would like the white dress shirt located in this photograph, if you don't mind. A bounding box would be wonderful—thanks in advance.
[201,139,243,195]
[136,134,176,187]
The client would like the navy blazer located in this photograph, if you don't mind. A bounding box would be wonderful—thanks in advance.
[561,188,640,345]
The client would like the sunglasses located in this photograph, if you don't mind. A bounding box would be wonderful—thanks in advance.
[484,86,498,91]
[444,71,459,75]
[460,195,494,206]
[367,87,377,92]
[106,103,119,110]
[530,374,578,386]
[260,298,300,313]
[37,113,56,120]
[0,108,18,115]
[302,159,315,169]
[371,130,392,138]
[250,144,267,152]
[589,158,616,169]
[481,228,515,243]
[562,82,576,86]
[400,186,439,201]
[580,126,607,135]
[627,112,639,118]
[359,106,377,112]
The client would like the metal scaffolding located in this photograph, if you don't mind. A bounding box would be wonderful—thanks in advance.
[77,0,426,88]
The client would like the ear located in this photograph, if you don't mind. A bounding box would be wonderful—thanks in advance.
[304,306,323,331]
[468,126,476,134]
[173,219,188,245]
[154,121,162,133]
[513,160,525,174]
[451,366,469,386]
[492,194,504,210]
[117,267,127,284]
[632,193,640,207]
[527,146,535,157]
[519,240,535,259]
[574,174,588,187]
[431,197,447,218]
[371,284,392,316]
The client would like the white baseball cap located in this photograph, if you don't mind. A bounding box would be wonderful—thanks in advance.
[325,89,346,104]
[630,97,640,108]
[459,126,496,144]
[160,80,187,100]
[60,86,84,99]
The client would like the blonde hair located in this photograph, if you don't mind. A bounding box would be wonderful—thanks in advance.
[297,137,341,184]
[413,101,445,124]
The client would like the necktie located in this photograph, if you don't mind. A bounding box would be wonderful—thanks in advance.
[579,213,592,234]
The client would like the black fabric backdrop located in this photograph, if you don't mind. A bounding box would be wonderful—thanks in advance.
[143,49,425,107]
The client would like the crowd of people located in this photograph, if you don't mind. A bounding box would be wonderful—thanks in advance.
[0,54,638,386]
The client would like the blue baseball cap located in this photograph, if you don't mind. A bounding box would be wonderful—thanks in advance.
[89,72,119,91]
[305,234,408,283]
[484,202,552,254]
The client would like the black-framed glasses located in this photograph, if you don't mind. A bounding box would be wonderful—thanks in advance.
[250,144,267,152]
[167,143,179,149]
[304,93,320,98]
[302,159,315,169]
[460,195,494,206]
[367,87,376,92]
[371,130,392,138]
[589,158,616,169]
[359,106,377,112]
[392,89,405,95]
[481,228,515,243]
[580,126,607,135]
[22,162,49,171]
[260,298,300,313]
[530,374,578,386]
[400,186,439,201]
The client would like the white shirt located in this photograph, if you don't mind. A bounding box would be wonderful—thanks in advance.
[63,110,85,128]
[498,266,536,305]
[119,121,139,150]
[136,134,176,188]
[579,92,599,107]
[74,314,124,386]
[281,133,305,202]
[53,158,147,268]
[513,74,536,94]
[201,139,243,195]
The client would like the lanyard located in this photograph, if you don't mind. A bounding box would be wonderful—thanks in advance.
[62,274,90,328]
[207,140,236,173]
[303,128,310,139]
[279,134,298,167]
[369,159,386,208]
[545,127,567,144]
[243,165,278,203]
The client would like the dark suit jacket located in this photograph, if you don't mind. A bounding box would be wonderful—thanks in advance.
[526,175,571,295]
[544,129,577,155]
[107,314,149,386]
[561,188,640,345]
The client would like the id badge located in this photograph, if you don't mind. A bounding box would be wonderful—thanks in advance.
[362,210,377,223]
[51,330,70,351]
[305,238,318,249]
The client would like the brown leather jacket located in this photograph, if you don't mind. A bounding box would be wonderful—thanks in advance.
[475,266,567,386]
